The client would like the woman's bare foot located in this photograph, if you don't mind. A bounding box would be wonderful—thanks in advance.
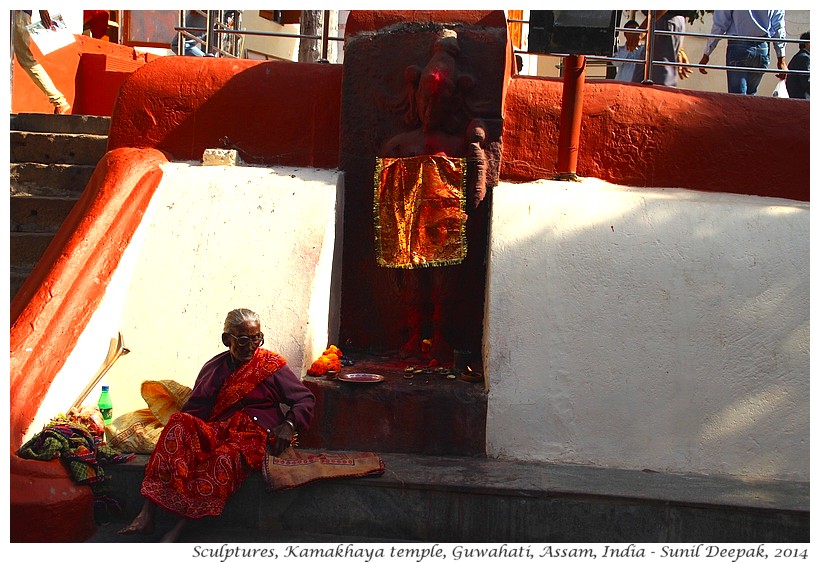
[118,500,156,535]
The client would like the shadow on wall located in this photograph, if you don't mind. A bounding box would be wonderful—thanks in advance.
[485,181,809,480]
[107,57,344,168]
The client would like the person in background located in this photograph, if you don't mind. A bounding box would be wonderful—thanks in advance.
[171,9,207,56]
[786,31,810,99]
[613,19,645,82]
[698,10,787,95]
[11,10,71,114]
[83,10,111,40]
[629,10,688,87]
[118,308,315,542]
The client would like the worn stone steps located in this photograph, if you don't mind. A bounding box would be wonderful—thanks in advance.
[10,130,108,166]
[9,113,110,301]
[10,232,56,269]
[11,162,97,197]
[10,112,111,135]
[10,195,80,232]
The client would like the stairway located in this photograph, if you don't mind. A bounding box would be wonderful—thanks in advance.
[10,113,111,300]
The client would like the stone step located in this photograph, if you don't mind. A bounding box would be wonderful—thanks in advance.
[10,130,108,166]
[11,112,111,136]
[10,268,29,301]
[11,162,96,197]
[10,232,55,271]
[10,195,79,233]
[9,113,109,303]
[94,451,809,543]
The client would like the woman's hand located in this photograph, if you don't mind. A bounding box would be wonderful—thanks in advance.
[267,421,295,457]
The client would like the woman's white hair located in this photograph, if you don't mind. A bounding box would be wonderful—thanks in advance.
[223,308,260,333]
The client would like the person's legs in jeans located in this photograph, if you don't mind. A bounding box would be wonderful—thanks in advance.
[726,40,769,95]
[744,44,769,96]
[184,38,206,56]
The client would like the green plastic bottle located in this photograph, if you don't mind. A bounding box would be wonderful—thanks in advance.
[97,385,113,425]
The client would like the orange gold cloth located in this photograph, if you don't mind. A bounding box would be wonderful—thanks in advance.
[374,155,467,268]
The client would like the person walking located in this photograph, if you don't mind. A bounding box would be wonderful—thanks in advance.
[627,10,689,87]
[613,19,646,82]
[786,31,810,99]
[698,10,787,95]
[11,10,71,114]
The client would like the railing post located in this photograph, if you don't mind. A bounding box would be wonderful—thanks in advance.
[556,54,586,180]
[320,10,330,63]
[640,9,656,84]
[206,10,216,56]
[176,10,183,55]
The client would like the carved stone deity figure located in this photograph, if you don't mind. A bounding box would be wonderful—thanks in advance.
[378,29,488,362]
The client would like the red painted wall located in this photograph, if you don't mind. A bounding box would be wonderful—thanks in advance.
[9,148,168,542]
[12,33,159,116]
[13,23,807,200]
[11,148,169,451]
[344,10,508,36]
[501,75,810,201]
[107,57,343,168]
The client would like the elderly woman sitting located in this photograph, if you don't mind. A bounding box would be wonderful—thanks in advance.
[118,308,315,542]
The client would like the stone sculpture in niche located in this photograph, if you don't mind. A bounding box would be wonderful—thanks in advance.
[378,29,488,362]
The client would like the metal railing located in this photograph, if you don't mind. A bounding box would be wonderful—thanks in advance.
[173,10,345,61]
[511,12,810,84]
[170,9,810,84]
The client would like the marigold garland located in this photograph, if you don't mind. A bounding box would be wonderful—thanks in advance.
[307,345,344,376]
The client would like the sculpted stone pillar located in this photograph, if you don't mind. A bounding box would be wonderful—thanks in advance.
[339,16,508,364]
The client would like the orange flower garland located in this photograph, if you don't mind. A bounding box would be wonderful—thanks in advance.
[307,345,344,376]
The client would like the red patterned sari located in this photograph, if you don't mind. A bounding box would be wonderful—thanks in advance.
[140,349,286,519]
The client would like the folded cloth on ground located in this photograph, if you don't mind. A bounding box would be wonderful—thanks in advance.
[263,448,385,492]
[105,379,192,453]
[17,422,135,485]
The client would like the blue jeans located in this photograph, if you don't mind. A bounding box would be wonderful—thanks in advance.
[172,37,206,57]
[725,40,770,95]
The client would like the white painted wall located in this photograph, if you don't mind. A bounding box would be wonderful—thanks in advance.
[28,163,341,437]
[484,179,809,480]
[28,170,808,482]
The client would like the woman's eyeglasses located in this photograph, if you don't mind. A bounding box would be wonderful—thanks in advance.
[227,333,264,346]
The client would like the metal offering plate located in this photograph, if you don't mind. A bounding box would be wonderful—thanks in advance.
[336,373,385,384]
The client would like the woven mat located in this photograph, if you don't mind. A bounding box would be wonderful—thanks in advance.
[263,448,385,492]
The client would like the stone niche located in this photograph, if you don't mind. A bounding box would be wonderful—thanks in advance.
[300,17,508,456]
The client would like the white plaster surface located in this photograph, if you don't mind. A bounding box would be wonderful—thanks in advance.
[484,179,809,480]
[27,171,809,482]
[28,163,341,435]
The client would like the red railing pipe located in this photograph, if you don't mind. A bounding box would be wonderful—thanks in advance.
[556,54,586,179]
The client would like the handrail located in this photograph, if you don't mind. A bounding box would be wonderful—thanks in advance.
[174,10,345,61]
[512,12,810,84]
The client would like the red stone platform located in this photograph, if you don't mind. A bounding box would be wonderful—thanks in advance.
[299,355,487,456]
